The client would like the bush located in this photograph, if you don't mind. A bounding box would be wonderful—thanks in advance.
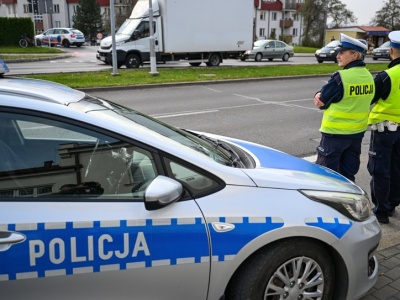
[0,17,34,46]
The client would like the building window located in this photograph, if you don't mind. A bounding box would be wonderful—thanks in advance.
[259,28,265,38]
[292,28,298,37]
[53,4,60,13]
[73,5,77,13]
[293,13,299,21]
[23,4,29,13]
[272,12,277,21]
[260,12,266,20]
[55,21,61,27]
[104,7,110,16]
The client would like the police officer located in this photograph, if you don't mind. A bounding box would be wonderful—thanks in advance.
[314,33,374,182]
[368,31,400,224]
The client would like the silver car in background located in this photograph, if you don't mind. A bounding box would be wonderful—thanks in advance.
[0,74,381,300]
[372,41,391,60]
[240,39,294,62]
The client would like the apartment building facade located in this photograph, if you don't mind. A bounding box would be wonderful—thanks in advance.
[0,0,304,45]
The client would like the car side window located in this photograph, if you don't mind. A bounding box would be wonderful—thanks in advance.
[276,41,284,48]
[163,157,222,198]
[267,41,275,48]
[0,112,158,200]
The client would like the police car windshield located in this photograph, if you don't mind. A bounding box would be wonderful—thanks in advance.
[78,96,235,167]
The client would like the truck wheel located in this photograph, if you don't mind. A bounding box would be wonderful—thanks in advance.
[282,53,290,61]
[206,53,221,66]
[125,54,141,68]
[226,238,334,300]
[189,62,202,67]
[63,40,70,48]
[255,53,262,62]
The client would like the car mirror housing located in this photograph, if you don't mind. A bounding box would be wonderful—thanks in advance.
[144,176,184,210]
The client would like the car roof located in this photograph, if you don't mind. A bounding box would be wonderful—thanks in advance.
[0,77,84,104]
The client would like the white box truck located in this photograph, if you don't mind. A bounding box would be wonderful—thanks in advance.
[96,0,254,68]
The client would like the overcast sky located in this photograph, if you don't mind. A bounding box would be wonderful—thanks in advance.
[341,0,385,26]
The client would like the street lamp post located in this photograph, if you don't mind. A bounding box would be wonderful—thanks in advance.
[148,0,158,76]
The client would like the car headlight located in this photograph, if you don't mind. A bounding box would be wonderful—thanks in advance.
[315,50,321,55]
[329,50,336,54]
[299,190,371,221]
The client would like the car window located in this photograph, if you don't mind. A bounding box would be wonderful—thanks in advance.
[380,41,390,48]
[276,41,285,48]
[45,29,54,35]
[325,40,340,47]
[0,112,158,200]
[164,157,221,198]
[61,29,69,34]
[267,41,275,48]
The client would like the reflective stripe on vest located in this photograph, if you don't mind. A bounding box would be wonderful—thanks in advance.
[320,67,374,134]
[369,65,400,124]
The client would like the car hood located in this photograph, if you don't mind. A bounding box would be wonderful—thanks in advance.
[221,136,362,194]
[318,46,335,54]
[100,35,129,47]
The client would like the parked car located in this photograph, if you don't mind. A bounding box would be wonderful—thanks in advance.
[35,28,85,48]
[372,41,391,60]
[0,75,381,300]
[315,39,367,63]
[240,39,294,62]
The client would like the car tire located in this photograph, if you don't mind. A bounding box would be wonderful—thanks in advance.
[240,57,246,61]
[36,39,41,46]
[206,53,221,67]
[62,40,70,48]
[373,57,378,61]
[125,54,141,68]
[255,53,262,62]
[268,58,273,61]
[317,59,323,63]
[189,62,202,67]
[282,53,290,61]
[226,238,334,300]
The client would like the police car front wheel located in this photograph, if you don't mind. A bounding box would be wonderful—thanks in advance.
[225,238,334,300]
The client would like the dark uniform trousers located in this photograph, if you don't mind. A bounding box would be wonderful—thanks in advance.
[368,128,400,215]
[316,134,362,182]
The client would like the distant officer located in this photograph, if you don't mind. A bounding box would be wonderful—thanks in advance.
[314,33,374,182]
[368,31,400,224]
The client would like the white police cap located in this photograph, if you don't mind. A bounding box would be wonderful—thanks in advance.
[335,33,367,52]
[388,31,400,48]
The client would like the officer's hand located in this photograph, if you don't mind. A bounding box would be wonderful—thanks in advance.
[314,93,324,108]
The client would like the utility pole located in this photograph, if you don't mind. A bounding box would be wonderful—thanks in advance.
[148,0,159,76]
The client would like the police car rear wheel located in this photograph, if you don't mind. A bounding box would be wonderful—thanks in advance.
[226,238,334,300]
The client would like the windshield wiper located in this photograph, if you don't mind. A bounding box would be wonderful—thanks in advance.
[180,129,243,167]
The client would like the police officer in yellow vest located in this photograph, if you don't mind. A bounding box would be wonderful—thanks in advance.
[314,33,374,182]
[368,31,400,224]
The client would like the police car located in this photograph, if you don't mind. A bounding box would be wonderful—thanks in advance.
[0,73,381,299]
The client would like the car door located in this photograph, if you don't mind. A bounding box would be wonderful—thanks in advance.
[0,110,210,300]
[41,29,54,46]
[275,41,286,58]
[262,41,276,58]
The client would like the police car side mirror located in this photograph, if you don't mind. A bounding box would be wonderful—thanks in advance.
[144,176,184,211]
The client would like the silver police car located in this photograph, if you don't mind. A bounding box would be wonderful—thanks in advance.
[0,76,381,300]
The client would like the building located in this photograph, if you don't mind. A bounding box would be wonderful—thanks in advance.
[253,0,304,45]
[0,0,130,35]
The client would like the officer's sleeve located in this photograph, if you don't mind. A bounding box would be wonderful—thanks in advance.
[319,72,343,109]
[372,71,391,104]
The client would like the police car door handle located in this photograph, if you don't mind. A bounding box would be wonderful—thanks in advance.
[0,231,26,252]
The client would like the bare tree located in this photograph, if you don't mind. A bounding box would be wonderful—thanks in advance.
[328,0,357,27]
[372,0,400,30]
